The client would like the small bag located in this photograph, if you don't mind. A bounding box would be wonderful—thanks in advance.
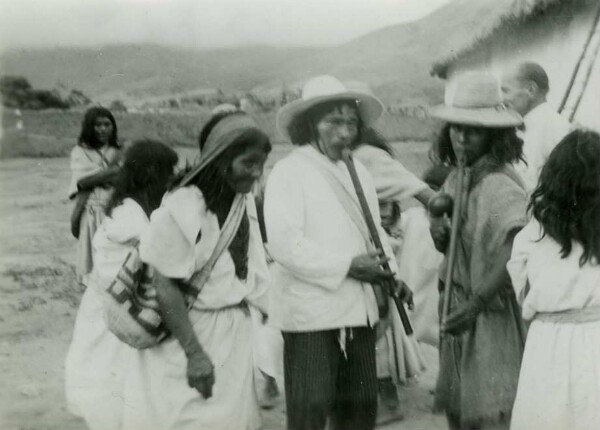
[70,190,92,239]
[98,194,246,349]
[97,243,168,349]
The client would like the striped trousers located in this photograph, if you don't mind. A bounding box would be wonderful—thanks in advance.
[282,327,378,430]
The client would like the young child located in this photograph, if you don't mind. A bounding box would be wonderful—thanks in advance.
[508,129,600,430]
[376,199,426,420]
[65,140,178,430]
[69,107,122,281]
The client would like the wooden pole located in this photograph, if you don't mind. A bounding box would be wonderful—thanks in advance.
[441,156,467,329]
[341,148,413,335]
[558,3,600,113]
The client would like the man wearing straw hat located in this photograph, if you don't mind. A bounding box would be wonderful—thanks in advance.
[429,72,527,430]
[263,75,411,430]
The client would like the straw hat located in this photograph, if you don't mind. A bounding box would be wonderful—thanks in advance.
[276,75,384,141]
[430,72,523,127]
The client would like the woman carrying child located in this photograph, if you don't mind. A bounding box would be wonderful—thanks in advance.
[121,111,272,430]
[508,129,600,430]
[68,107,122,281]
[429,72,527,430]
[65,140,178,430]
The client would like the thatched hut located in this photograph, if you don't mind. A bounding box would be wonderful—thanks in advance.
[431,0,600,131]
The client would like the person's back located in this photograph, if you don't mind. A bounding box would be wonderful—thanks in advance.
[508,129,600,430]
[65,139,178,430]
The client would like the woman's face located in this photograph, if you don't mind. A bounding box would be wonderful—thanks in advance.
[449,124,489,166]
[94,116,114,145]
[314,104,359,161]
[223,145,268,194]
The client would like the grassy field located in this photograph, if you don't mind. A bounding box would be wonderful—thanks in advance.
[1,108,440,159]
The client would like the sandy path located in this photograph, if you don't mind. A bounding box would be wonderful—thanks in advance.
[0,156,445,430]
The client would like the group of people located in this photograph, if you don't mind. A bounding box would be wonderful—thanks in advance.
[64,60,599,430]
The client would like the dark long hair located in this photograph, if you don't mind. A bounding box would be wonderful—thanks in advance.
[286,99,364,146]
[529,129,600,266]
[430,123,524,167]
[78,106,119,149]
[355,127,394,156]
[106,139,178,218]
[177,111,272,280]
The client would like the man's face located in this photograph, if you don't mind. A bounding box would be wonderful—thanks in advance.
[501,73,533,116]
[449,124,489,166]
[314,104,359,161]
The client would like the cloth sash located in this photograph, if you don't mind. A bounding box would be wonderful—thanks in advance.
[182,193,246,298]
[297,148,372,248]
[179,114,260,187]
[534,305,600,324]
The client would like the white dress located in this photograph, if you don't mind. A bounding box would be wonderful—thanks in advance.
[507,219,600,430]
[396,207,442,348]
[64,198,148,430]
[376,208,439,384]
[122,187,270,430]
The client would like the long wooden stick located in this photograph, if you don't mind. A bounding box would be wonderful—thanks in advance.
[441,156,467,329]
[341,149,413,335]
[558,3,600,114]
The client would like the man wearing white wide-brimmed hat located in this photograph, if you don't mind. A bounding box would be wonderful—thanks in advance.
[264,75,410,430]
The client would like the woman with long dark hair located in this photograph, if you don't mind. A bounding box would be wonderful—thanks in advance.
[428,72,527,429]
[508,130,600,430]
[65,140,178,430]
[121,111,272,430]
[68,106,122,281]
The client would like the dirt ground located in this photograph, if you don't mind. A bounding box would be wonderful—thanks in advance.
[0,153,446,430]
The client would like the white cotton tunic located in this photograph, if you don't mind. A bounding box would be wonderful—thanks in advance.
[263,145,396,332]
[507,218,600,430]
[121,186,270,430]
[64,198,147,430]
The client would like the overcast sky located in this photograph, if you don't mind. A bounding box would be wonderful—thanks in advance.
[0,0,450,50]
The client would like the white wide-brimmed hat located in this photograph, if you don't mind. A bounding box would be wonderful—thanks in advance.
[276,75,384,142]
[430,72,523,127]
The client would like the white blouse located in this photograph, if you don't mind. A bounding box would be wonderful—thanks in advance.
[507,218,600,320]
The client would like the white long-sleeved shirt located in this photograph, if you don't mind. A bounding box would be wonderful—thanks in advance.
[514,102,571,192]
[353,144,428,202]
[264,145,397,332]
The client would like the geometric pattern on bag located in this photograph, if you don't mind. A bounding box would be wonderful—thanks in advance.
[102,244,169,349]
[102,193,247,349]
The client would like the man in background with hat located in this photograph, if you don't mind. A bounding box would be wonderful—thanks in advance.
[501,62,571,192]
[263,75,411,430]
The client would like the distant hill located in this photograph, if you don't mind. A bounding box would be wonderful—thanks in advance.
[0,0,510,106]
[0,45,319,103]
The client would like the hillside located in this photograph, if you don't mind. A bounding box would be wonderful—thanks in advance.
[0,0,511,106]
[0,45,319,103]
[255,0,512,104]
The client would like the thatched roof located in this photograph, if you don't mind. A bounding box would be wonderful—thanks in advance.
[431,0,568,78]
